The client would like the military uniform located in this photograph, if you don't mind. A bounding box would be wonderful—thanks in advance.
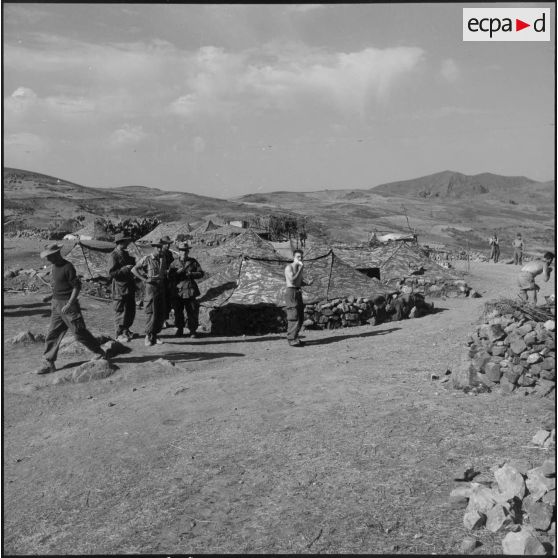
[169,244,204,336]
[107,237,137,339]
[133,251,167,343]
[37,244,105,374]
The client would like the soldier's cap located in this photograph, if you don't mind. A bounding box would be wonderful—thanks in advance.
[160,235,173,244]
[151,240,164,247]
[40,243,63,258]
[114,232,132,244]
[177,241,190,251]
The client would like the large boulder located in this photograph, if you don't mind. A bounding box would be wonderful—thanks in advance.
[70,359,117,383]
[494,464,526,501]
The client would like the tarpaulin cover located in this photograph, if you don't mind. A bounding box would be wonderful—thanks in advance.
[65,240,144,280]
[199,251,393,308]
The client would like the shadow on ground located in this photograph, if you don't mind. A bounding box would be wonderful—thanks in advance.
[111,351,245,364]
[305,327,401,346]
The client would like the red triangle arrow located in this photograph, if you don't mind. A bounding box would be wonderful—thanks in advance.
[516,19,530,31]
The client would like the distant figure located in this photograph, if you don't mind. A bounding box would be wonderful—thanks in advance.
[489,233,500,263]
[36,244,107,375]
[132,239,167,346]
[512,233,524,266]
[284,249,313,347]
[517,252,554,304]
[107,233,137,342]
[169,242,205,338]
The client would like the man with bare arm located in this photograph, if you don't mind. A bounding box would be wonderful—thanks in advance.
[284,249,313,347]
[36,244,107,374]
[518,251,554,304]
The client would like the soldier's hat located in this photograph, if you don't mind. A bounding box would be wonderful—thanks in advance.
[40,243,63,258]
[114,232,132,244]
[160,235,173,244]
[151,240,164,247]
[177,241,190,251]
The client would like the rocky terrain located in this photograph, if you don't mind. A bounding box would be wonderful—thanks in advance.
[4,167,555,256]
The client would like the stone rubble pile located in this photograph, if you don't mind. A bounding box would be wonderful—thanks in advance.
[451,430,556,555]
[303,296,374,329]
[396,277,480,299]
[464,302,555,398]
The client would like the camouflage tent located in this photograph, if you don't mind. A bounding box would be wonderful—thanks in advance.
[137,221,193,245]
[63,223,95,241]
[196,251,394,335]
[191,219,220,235]
[190,224,244,246]
[207,228,281,259]
[199,250,392,308]
[333,241,472,297]
[65,239,144,281]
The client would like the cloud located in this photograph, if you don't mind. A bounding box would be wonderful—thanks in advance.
[4,132,48,153]
[440,58,460,82]
[109,124,147,147]
[169,44,424,118]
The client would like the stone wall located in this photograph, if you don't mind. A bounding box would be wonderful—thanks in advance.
[465,302,555,398]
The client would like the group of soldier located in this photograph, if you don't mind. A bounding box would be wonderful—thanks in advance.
[110,233,205,346]
[33,231,555,374]
[35,234,205,375]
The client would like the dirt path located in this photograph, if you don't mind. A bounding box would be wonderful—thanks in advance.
[3,261,555,554]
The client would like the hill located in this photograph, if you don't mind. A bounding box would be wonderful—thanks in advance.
[371,170,553,203]
[3,168,275,230]
[3,168,554,255]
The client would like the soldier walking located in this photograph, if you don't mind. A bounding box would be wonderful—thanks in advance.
[108,232,137,342]
[36,244,107,374]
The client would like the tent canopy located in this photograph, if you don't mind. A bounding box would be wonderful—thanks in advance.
[65,239,144,280]
[199,250,393,308]
[138,221,193,244]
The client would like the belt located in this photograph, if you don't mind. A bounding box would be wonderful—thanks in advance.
[286,286,301,290]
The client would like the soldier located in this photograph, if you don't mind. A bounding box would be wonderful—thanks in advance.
[512,233,524,266]
[489,232,500,263]
[284,249,313,347]
[169,242,205,337]
[131,239,167,346]
[107,232,137,342]
[518,252,554,304]
[35,244,107,374]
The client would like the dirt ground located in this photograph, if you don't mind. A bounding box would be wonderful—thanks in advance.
[2,247,556,555]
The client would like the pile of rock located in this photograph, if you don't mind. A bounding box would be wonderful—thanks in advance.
[464,302,555,398]
[451,431,556,555]
[303,296,374,330]
[397,277,480,299]
[3,267,50,293]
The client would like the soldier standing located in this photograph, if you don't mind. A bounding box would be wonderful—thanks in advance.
[107,232,137,342]
[169,242,205,337]
[132,239,167,346]
[284,249,313,347]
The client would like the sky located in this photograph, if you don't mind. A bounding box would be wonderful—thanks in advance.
[3,3,555,198]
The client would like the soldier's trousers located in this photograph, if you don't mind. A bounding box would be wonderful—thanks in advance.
[43,299,104,363]
[144,284,166,338]
[174,297,200,333]
[285,287,304,341]
[113,294,136,336]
